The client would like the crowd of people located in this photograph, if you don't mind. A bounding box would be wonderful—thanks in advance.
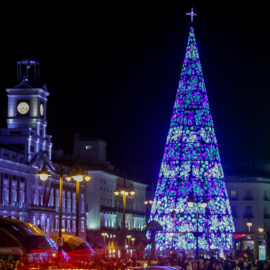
[155,255,269,270]
[1,254,270,270]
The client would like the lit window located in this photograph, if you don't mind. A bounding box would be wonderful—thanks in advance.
[85,145,92,150]
[230,190,236,198]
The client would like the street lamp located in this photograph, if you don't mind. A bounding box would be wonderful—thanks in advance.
[144,200,153,223]
[101,232,108,255]
[247,219,253,232]
[186,192,207,259]
[114,179,135,255]
[126,234,132,247]
[258,227,264,233]
[144,200,153,204]
[131,237,135,247]
[37,162,91,252]
[65,165,91,236]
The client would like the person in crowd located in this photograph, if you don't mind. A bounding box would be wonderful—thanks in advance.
[197,258,206,270]
[230,260,240,270]
[256,260,265,270]
[207,260,217,270]
[216,261,224,270]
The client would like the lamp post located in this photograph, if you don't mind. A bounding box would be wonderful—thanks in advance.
[144,200,153,223]
[247,219,253,233]
[186,192,207,259]
[65,165,91,237]
[37,163,91,251]
[131,237,135,247]
[126,234,132,247]
[114,179,135,256]
[101,232,108,255]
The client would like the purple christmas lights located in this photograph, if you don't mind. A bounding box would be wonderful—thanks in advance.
[147,27,235,254]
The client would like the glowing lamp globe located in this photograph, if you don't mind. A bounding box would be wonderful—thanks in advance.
[73,174,84,182]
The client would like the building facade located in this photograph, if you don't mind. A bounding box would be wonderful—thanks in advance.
[0,58,148,255]
[63,134,148,256]
[0,58,87,239]
[225,164,270,260]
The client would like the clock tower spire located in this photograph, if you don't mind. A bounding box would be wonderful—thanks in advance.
[0,57,52,162]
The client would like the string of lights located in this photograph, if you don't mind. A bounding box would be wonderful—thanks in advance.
[147,26,235,255]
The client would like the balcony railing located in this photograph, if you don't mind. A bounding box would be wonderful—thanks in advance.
[99,205,145,216]
[28,205,55,212]
[0,202,28,211]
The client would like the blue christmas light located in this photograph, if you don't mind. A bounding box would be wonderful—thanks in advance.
[147,27,235,254]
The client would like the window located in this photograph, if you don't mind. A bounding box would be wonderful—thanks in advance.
[246,206,251,214]
[264,190,268,201]
[11,182,17,204]
[19,184,25,206]
[244,190,253,200]
[230,190,236,198]
[85,145,92,150]
[67,220,71,232]
[3,181,9,205]
[264,207,269,218]
[81,220,85,232]
[72,192,76,213]
[72,220,76,232]
[81,194,85,213]
[67,191,71,210]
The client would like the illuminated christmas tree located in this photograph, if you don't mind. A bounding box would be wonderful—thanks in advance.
[148,24,235,256]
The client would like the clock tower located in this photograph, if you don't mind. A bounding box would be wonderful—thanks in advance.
[0,58,52,162]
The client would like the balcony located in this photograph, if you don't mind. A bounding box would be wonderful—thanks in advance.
[0,202,28,211]
[100,205,145,217]
[28,205,55,212]
[100,205,117,213]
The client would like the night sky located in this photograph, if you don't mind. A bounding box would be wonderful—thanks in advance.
[0,3,269,186]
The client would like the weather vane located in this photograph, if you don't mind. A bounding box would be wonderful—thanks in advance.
[186,7,197,22]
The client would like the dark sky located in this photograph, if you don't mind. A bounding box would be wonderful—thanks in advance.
[0,2,269,186]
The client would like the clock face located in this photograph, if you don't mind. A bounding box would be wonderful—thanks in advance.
[17,102,29,114]
[40,103,44,116]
